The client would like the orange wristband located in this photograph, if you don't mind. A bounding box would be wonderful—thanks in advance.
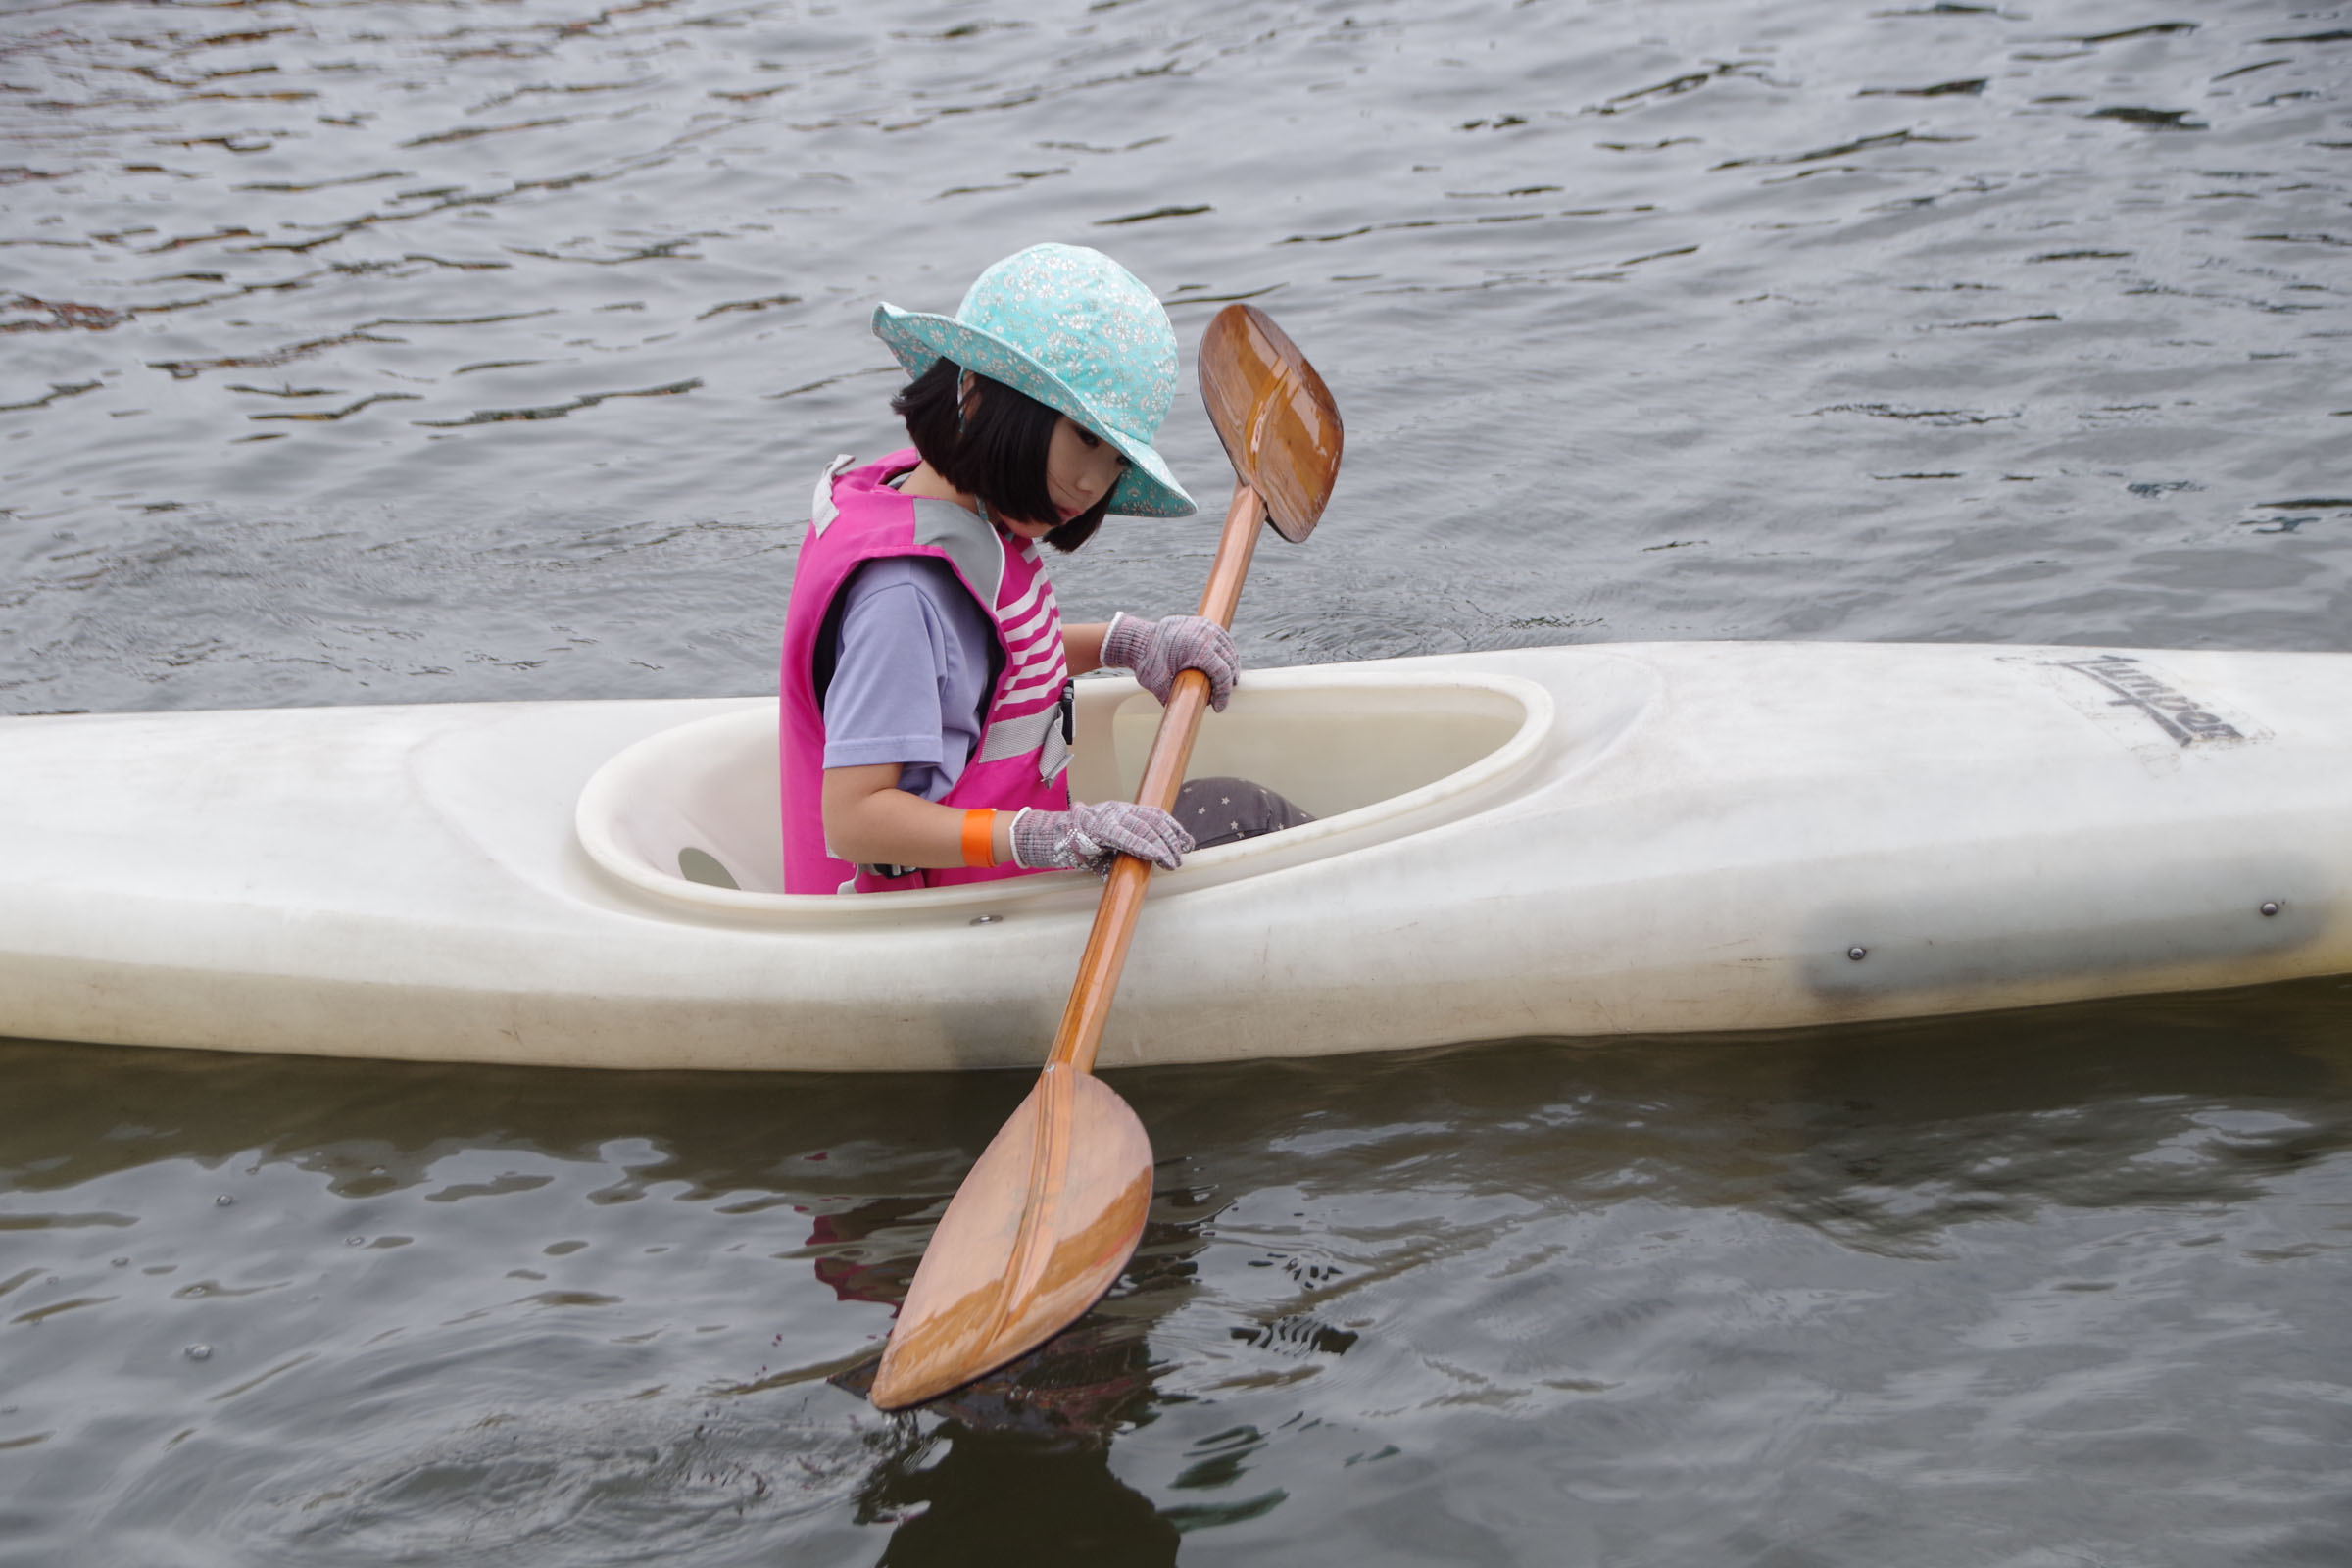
[960,808,997,868]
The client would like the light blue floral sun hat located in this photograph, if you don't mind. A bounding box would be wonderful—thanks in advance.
[872,243,1197,518]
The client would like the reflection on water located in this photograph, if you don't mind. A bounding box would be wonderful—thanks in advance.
[5,979,2352,1563]
[839,1321,1179,1568]
[865,1438,1179,1567]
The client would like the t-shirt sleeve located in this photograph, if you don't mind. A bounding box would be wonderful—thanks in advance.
[821,563,957,773]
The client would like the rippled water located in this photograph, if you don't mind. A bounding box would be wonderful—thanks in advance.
[5,0,2351,1561]
[7,992,2352,1564]
[6,0,2349,713]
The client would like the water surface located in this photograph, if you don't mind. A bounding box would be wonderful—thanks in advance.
[6,989,2352,1565]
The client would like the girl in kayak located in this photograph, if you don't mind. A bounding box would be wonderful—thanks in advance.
[778,242,1309,895]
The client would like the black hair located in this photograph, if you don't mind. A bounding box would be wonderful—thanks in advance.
[891,357,1114,553]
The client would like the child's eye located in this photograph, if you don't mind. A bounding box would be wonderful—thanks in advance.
[1076,428,1101,449]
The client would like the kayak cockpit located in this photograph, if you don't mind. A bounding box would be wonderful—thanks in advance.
[574,668,1555,919]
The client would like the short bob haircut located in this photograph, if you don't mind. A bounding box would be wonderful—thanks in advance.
[892,358,1115,553]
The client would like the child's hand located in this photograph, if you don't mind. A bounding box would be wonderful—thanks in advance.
[1102,613,1240,711]
[1011,802,1195,875]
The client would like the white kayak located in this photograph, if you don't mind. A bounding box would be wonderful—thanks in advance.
[1,641,2346,1072]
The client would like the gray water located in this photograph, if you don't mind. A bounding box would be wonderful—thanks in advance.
[4,0,2351,1561]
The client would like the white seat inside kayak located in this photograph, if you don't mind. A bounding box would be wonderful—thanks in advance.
[574,667,1559,912]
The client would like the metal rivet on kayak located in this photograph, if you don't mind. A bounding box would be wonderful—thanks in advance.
[1847,946,1868,961]
[215,1195,233,1206]
[184,1345,211,1361]
[2260,901,2279,916]
[970,914,1002,925]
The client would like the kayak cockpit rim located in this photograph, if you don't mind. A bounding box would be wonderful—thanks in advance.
[573,668,1558,923]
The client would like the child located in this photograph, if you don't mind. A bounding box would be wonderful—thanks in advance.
[778,243,1310,896]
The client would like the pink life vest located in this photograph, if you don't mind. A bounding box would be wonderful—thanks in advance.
[778,449,1073,894]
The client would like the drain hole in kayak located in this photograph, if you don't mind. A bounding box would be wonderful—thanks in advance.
[677,847,739,890]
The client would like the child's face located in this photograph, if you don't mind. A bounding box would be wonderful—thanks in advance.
[1001,417,1128,539]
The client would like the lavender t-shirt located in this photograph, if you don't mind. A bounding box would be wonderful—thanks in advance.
[820,551,999,802]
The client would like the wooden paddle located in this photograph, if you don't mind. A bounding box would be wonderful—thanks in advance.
[868,304,1343,1409]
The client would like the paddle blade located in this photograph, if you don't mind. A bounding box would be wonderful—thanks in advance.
[1198,303,1344,544]
[870,1064,1153,1409]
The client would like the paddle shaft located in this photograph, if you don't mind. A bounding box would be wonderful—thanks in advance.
[1049,477,1266,1076]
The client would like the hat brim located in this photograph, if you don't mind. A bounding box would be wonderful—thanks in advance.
[872,304,1197,519]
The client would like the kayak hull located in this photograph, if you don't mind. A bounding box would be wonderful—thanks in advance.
[1,642,2346,1071]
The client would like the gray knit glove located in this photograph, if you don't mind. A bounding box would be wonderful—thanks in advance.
[1011,802,1195,875]
[1102,612,1239,711]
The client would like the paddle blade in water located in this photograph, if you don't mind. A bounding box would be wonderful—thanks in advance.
[1198,303,1344,544]
[869,1064,1153,1409]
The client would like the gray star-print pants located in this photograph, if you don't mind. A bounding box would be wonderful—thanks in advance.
[1169,775,1315,850]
